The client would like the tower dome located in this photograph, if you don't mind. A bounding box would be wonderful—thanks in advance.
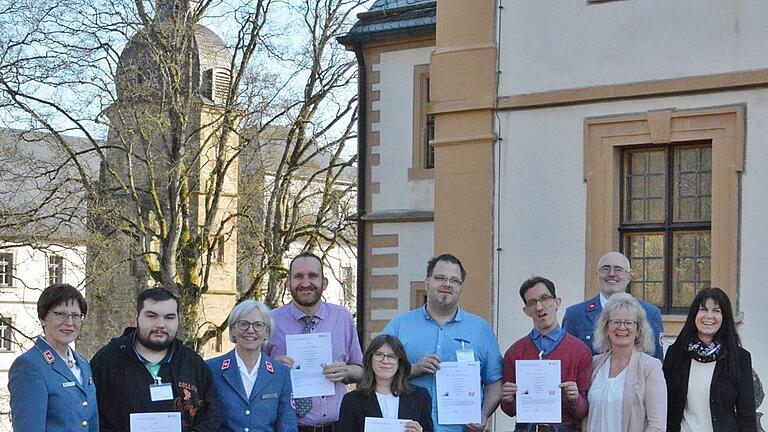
[115,17,233,105]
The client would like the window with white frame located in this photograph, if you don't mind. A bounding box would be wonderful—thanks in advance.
[0,318,13,351]
[48,254,64,285]
[0,253,13,287]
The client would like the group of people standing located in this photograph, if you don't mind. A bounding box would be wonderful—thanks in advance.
[8,251,758,432]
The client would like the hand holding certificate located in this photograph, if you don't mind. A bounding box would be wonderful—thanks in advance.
[435,361,482,425]
[286,332,335,398]
[129,412,181,432]
[515,360,562,424]
[364,417,409,432]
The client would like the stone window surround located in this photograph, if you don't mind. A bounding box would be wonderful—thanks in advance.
[584,106,743,335]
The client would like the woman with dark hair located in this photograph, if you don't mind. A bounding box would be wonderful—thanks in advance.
[663,287,757,431]
[338,334,433,432]
[8,283,99,431]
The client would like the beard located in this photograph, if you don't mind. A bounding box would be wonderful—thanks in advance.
[291,284,323,307]
[135,325,175,352]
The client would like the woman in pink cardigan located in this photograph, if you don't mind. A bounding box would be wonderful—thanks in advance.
[585,293,666,432]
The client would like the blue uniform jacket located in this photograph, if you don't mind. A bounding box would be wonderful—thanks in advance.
[207,350,296,432]
[562,294,665,360]
[9,337,99,431]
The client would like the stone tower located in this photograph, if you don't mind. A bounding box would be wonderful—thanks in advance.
[80,0,238,356]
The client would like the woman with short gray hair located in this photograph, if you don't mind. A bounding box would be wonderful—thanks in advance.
[207,300,297,431]
[585,293,666,432]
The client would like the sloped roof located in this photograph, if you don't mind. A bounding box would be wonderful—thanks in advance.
[0,128,101,242]
[338,0,435,45]
[369,0,434,11]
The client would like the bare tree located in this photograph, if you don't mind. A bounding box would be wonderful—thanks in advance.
[0,0,364,353]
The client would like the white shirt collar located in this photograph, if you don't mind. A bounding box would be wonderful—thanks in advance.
[235,349,261,398]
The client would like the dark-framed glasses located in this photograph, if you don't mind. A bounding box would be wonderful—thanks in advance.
[607,319,637,329]
[372,351,398,363]
[524,294,555,310]
[598,265,627,276]
[51,311,85,322]
[431,274,462,286]
[235,320,267,332]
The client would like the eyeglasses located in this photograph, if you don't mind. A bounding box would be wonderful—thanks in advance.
[524,294,555,310]
[372,351,398,363]
[607,319,637,329]
[51,311,85,322]
[598,265,627,276]
[235,320,267,332]
[431,274,463,286]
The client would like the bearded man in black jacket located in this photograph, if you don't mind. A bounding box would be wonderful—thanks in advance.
[91,288,221,431]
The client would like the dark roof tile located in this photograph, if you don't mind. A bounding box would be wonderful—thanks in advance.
[369,0,435,11]
[338,0,436,45]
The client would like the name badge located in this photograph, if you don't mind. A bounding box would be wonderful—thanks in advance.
[456,349,475,362]
[261,393,278,400]
[62,381,76,388]
[149,383,174,402]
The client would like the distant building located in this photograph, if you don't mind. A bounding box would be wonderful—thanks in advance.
[79,5,241,356]
[238,127,358,313]
[80,1,358,356]
[0,128,92,428]
[0,244,86,428]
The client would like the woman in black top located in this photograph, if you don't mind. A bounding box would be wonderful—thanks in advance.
[663,287,756,431]
[338,334,433,432]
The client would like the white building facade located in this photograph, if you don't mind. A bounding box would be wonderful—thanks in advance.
[0,244,87,429]
[343,0,767,430]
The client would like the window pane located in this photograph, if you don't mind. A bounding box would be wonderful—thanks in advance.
[425,114,435,169]
[0,318,11,351]
[624,233,665,307]
[48,255,64,286]
[672,231,711,308]
[674,147,712,222]
[0,253,12,286]
[620,144,713,314]
[623,150,666,223]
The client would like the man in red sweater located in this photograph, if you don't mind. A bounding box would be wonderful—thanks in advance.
[501,276,592,432]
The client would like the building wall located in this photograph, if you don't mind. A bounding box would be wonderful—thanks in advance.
[371,46,435,213]
[0,244,87,429]
[491,1,768,427]
[362,41,437,341]
[493,90,768,430]
[354,1,768,429]
[499,0,768,95]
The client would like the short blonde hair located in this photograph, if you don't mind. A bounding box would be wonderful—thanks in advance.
[593,293,654,354]
[227,300,273,344]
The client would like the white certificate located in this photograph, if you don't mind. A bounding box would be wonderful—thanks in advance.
[364,417,409,431]
[435,361,482,425]
[515,360,562,424]
[129,412,181,432]
[286,332,335,398]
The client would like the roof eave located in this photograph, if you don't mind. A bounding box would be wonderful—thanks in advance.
[337,23,435,47]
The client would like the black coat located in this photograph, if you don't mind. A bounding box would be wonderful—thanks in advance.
[663,342,757,432]
[337,385,434,432]
[90,329,221,432]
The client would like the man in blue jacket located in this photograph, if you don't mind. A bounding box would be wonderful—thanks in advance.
[562,251,665,360]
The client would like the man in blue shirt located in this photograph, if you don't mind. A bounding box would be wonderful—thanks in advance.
[384,254,503,432]
[562,251,665,360]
